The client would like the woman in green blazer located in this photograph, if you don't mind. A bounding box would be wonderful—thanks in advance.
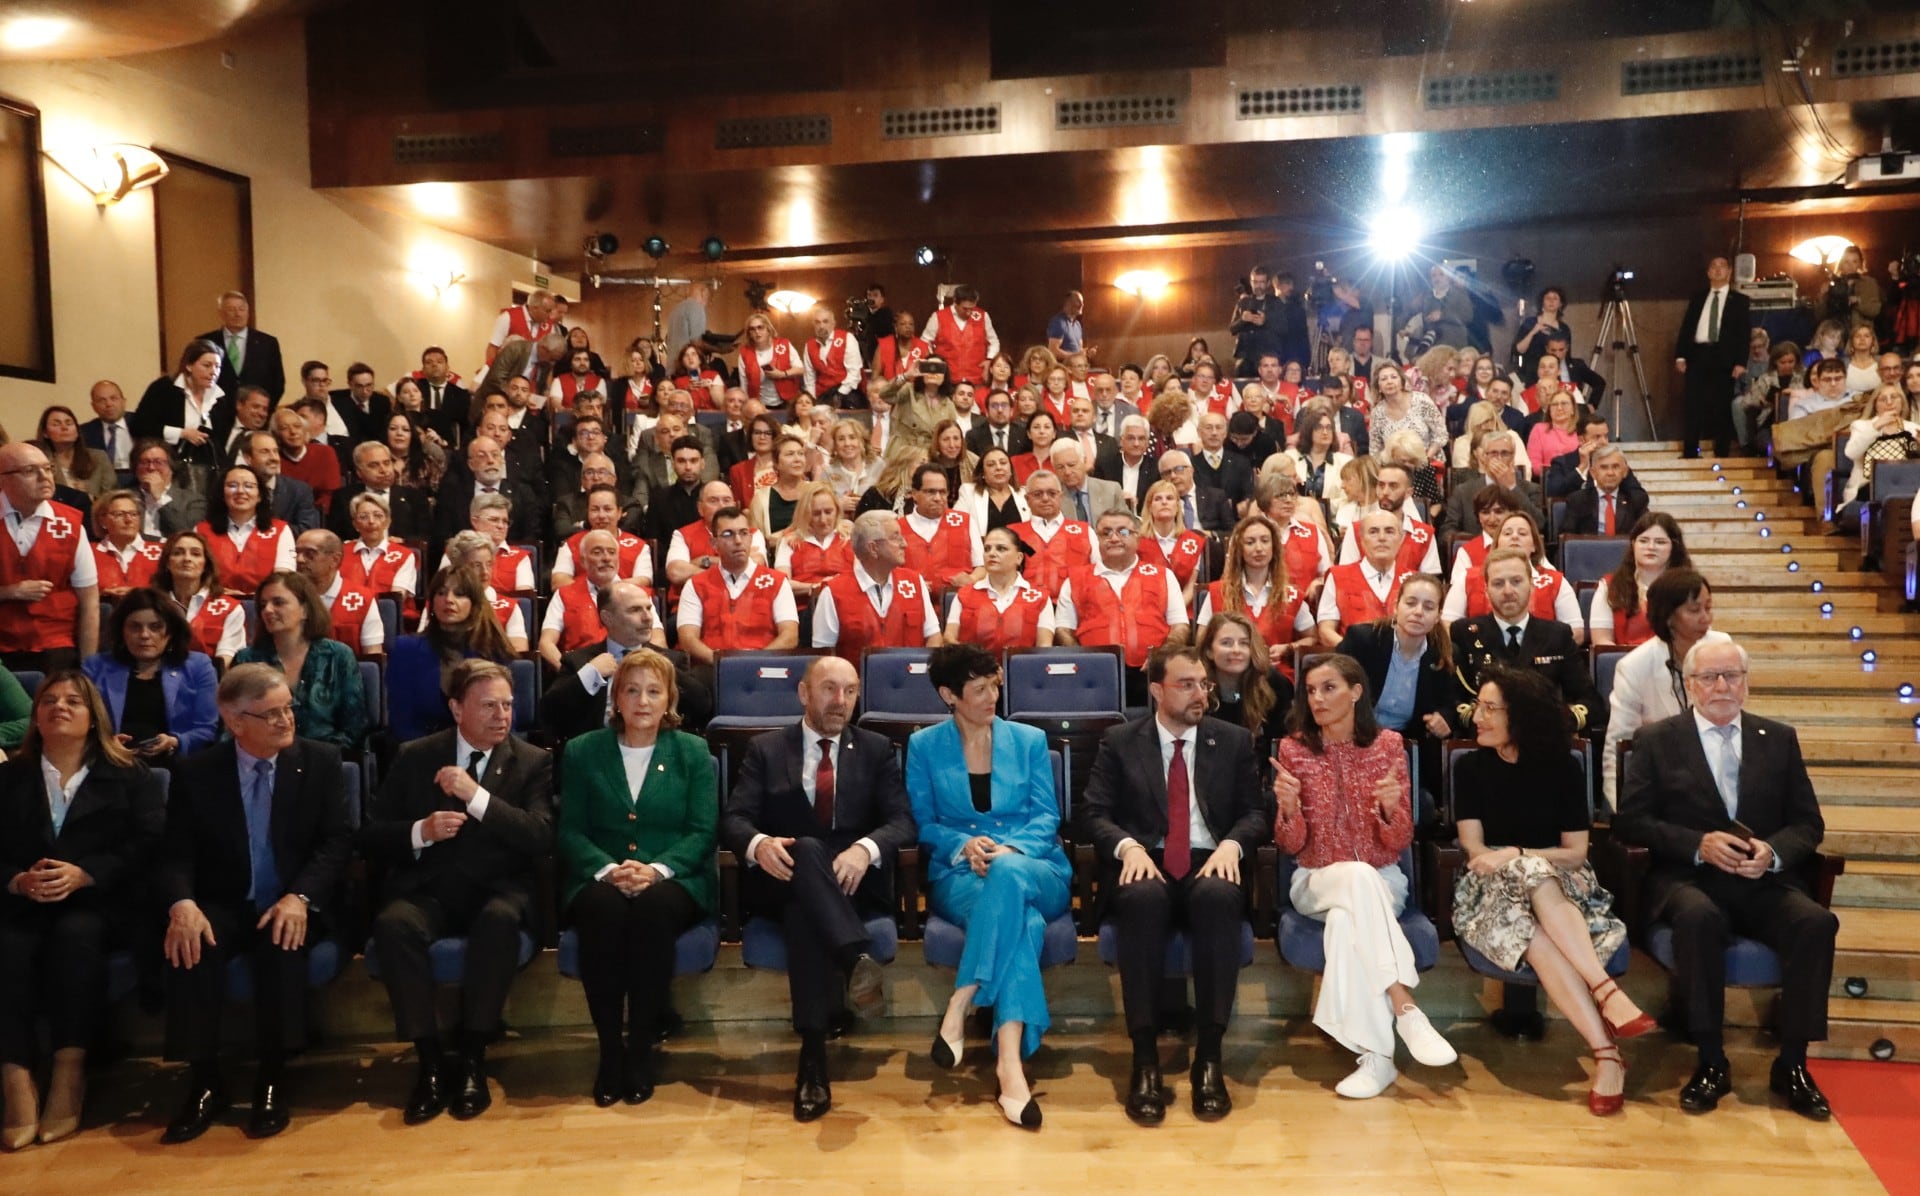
[557,649,717,1108]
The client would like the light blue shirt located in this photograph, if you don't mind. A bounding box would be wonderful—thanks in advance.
[1375,640,1423,731]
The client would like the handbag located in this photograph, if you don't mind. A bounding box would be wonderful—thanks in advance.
[1861,430,1920,486]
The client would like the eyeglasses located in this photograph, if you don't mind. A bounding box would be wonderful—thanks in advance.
[238,705,297,726]
[1688,669,1748,687]
[225,482,259,493]
[712,529,751,541]
[2,465,53,479]
[1473,700,1508,714]
[1163,679,1215,695]
[1097,527,1137,539]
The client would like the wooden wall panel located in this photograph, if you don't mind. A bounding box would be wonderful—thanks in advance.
[0,97,54,382]
[153,152,252,372]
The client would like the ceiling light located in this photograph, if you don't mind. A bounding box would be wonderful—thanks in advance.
[1,16,71,52]
[766,290,817,315]
[1789,236,1854,266]
[701,236,727,262]
[1367,207,1423,262]
[641,235,670,260]
[1115,270,1169,298]
[44,143,169,206]
[914,245,940,267]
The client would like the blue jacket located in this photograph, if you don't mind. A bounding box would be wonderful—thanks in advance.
[82,651,221,756]
[904,718,1071,890]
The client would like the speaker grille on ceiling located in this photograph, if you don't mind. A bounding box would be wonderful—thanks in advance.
[1622,53,1762,95]
[882,105,1001,139]
[549,123,664,158]
[714,115,832,150]
[1056,95,1181,130]
[1833,38,1920,78]
[1424,70,1560,109]
[1236,84,1365,118]
[392,132,503,166]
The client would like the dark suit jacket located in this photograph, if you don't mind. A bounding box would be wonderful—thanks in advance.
[1078,714,1269,906]
[1615,711,1824,919]
[79,417,135,472]
[1336,622,1474,738]
[716,425,752,476]
[418,380,470,447]
[359,729,554,930]
[1561,477,1650,537]
[328,482,431,544]
[330,390,393,447]
[1192,450,1255,508]
[1673,287,1753,365]
[542,641,712,742]
[265,476,322,534]
[159,738,352,918]
[433,476,544,548]
[1439,471,1544,538]
[1449,615,1602,734]
[1101,454,1160,509]
[130,376,233,468]
[965,421,1031,460]
[146,484,205,537]
[1542,449,1588,499]
[196,327,286,404]
[1334,405,1368,453]
[1190,483,1238,533]
[721,722,916,912]
[0,756,164,914]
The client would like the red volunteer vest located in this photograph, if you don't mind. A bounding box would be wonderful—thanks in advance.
[554,372,604,408]
[1283,520,1327,587]
[197,521,284,597]
[94,538,163,592]
[1009,452,1044,486]
[1137,528,1209,589]
[871,336,931,382]
[931,307,989,383]
[1041,392,1072,427]
[554,578,607,653]
[784,535,853,585]
[1008,519,1092,599]
[489,594,517,633]
[806,333,856,394]
[1461,565,1569,621]
[740,340,801,403]
[1327,561,1407,632]
[1598,573,1655,646]
[1199,380,1233,417]
[1397,518,1437,578]
[1070,562,1173,669]
[189,595,240,659]
[670,371,718,408]
[822,567,928,662]
[328,583,376,653]
[951,582,1050,652]
[1206,578,1306,652]
[0,502,84,651]
[900,511,974,585]
[344,543,416,594]
[687,564,788,650]
[491,544,532,594]
[563,529,646,579]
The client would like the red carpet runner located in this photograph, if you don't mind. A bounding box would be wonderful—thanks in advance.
[1811,1059,1920,1195]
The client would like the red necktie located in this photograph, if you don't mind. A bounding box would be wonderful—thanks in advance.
[814,737,835,828]
[1164,738,1191,879]
[1604,493,1615,535]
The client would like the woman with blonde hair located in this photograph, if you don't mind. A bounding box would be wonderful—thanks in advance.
[1134,479,1207,607]
[1014,345,1058,391]
[1452,399,1530,479]
[772,481,852,603]
[1367,362,1447,461]
[747,432,816,540]
[1196,515,1314,667]
[1381,428,1443,522]
[823,418,879,517]
[1198,610,1290,750]
[1407,345,1461,410]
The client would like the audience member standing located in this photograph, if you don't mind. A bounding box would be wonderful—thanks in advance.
[195,291,285,405]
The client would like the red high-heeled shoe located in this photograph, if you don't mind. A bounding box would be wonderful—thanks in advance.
[1590,977,1657,1039]
[1589,1044,1626,1116]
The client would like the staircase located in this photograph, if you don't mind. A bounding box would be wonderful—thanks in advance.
[1624,442,1920,1062]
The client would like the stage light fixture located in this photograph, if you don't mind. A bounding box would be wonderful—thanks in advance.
[914,245,940,267]
[702,236,727,262]
[642,235,671,260]
[1366,208,1423,262]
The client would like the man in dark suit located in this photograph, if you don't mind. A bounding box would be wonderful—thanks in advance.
[1319,375,1369,453]
[1542,331,1606,402]
[1102,415,1159,511]
[1673,255,1753,459]
[1225,410,1280,476]
[721,656,916,1122]
[158,664,352,1143]
[82,380,135,482]
[1543,410,1612,499]
[1064,395,1122,475]
[1159,450,1236,532]
[965,388,1031,459]
[132,438,205,538]
[1449,549,1602,737]
[1080,647,1267,1124]
[542,580,711,739]
[433,436,542,549]
[238,431,322,534]
[641,437,711,549]
[1440,435,1543,538]
[414,347,470,448]
[217,387,275,471]
[714,388,754,476]
[196,292,285,405]
[1559,445,1648,537]
[330,363,392,450]
[1191,413,1256,513]
[328,441,432,544]
[1614,639,1836,1120]
[362,660,554,1125]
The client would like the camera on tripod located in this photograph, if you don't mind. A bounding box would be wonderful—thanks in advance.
[1306,261,1338,310]
[845,295,874,325]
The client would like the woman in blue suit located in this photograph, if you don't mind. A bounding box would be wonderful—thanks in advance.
[906,643,1072,1131]
[81,589,219,763]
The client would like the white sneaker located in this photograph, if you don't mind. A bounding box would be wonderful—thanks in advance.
[1394,1005,1458,1067]
[1335,1052,1398,1099]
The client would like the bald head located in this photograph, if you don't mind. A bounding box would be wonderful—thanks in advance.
[1356,509,1405,568]
[799,655,859,735]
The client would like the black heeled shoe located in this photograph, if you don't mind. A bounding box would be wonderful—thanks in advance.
[995,1084,1042,1130]
[625,1047,657,1106]
[931,1024,964,1070]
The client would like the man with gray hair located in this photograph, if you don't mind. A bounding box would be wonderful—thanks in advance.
[812,510,940,662]
[1615,638,1837,1122]
[1157,449,1235,532]
[329,440,429,543]
[295,528,383,655]
[1102,414,1158,509]
[1562,444,1648,536]
[1050,440,1125,526]
[195,290,285,403]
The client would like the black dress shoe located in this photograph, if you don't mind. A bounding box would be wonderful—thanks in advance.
[245,1082,290,1139]
[161,1083,229,1144]
[1190,1060,1232,1120]
[450,1056,491,1121]
[403,1061,449,1125]
[1124,1064,1166,1126]
[654,1007,684,1045]
[825,1006,856,1041]
[1770,1061,1831,1121]
[592,1055,623,1108]
[1679,1061,1733,1113]
[793,1058,832,1123]
[625,1048,657,1105]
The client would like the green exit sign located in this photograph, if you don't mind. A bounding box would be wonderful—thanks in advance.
[533,273,551,289]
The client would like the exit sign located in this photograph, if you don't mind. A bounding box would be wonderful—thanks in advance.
[533,273,551,289]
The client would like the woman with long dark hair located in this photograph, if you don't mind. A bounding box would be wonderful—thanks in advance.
[1601,567,1727,807]
[232,571,368,749]
[34,406,111,503]
[130,340,223,490]
[195,464,293,596]
[1591,512,1689,647]
[386,409,445,493]
[151,530,247,666]
[386,566,517,742]
[82,588,220,762]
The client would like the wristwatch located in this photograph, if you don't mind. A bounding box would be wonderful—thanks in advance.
[294,893,312,907]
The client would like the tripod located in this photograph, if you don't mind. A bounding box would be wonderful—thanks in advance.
[1591,281,1657,440]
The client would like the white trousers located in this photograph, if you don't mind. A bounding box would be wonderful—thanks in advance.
[1291,862,1417,1058]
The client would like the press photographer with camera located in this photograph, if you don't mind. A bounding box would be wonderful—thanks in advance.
[1820,244,1882,334]
[1230,265,1307,379]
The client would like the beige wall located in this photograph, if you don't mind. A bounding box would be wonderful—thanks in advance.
[0,17,550,431]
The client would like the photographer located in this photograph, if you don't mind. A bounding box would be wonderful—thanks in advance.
[1230,265,1300,379]
[1822,245,1882,334]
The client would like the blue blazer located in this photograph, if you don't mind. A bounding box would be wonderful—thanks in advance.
[82,651,220,756]
[905,718,1071,890]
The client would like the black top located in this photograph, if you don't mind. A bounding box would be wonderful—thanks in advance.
[1211,667,1294,749]
[120,671,169,744]
[969,771,992,814]
[1452,748,1588,849]
[768,490,799,534]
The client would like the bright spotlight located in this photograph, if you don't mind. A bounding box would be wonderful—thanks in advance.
[765,290,818,315]
[914,245,940,267]
[1367,208,1423,261]
[1115,270,1169,298]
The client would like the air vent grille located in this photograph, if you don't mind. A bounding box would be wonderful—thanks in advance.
[392,132,503,165]
[1236,84,1365,118]
[549,123,664,158]
[714,114,831,150]
[1056,95,1180,129]
[882,104,1001,139]
[1834,38,1920,78]
[1424,70,1560,110]
[1622,53,1762,95]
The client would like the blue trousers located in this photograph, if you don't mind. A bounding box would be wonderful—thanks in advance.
[931,853,1070,1059]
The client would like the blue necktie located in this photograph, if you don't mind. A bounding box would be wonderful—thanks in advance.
[1183,494,1197,530]
[1710,724,1740,819]
[245,757,281,908]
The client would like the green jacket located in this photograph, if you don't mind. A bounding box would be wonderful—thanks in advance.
[557,728,718,911]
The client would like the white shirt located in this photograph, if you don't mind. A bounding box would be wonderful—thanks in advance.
[1110,719,1216,858]
[1603,630,1730,805]
[1693,286,1731,344]
[1314,558,1399,628]
[801,335,866,398]
[1195,575,1314,636]
[162,376,224,444]
[409,732,497,851]
[944,575,1057,639]
[810,562,939,648]
[96,418,133,468]
[352,538,419,597]
[320,575,385,653]
[0,495,97,587]
[744,721,882,871]
[1692,708,1743,819]
[1053,559,1189,632]
[676,565,798,634]
[184,587,248,659]
[1120,456,1146,503]
[1492,613,1531,648]
[589,741,676,882]
[40,757,90,835]
[905,509,984,567]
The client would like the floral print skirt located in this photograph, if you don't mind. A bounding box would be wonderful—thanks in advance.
[1451,855,1626,972]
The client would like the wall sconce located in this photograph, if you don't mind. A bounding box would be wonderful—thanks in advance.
[429,270,467,298]
[1789,235,1854,266]
[45,144,169,206]
[1115,270,1169,299]
[766,289,818,315]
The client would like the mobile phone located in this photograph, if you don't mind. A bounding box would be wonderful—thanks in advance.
[1728,819,1758,847]
[134,735,164,751]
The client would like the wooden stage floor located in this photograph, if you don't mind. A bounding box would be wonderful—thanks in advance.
[6,1018,1881,1194]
